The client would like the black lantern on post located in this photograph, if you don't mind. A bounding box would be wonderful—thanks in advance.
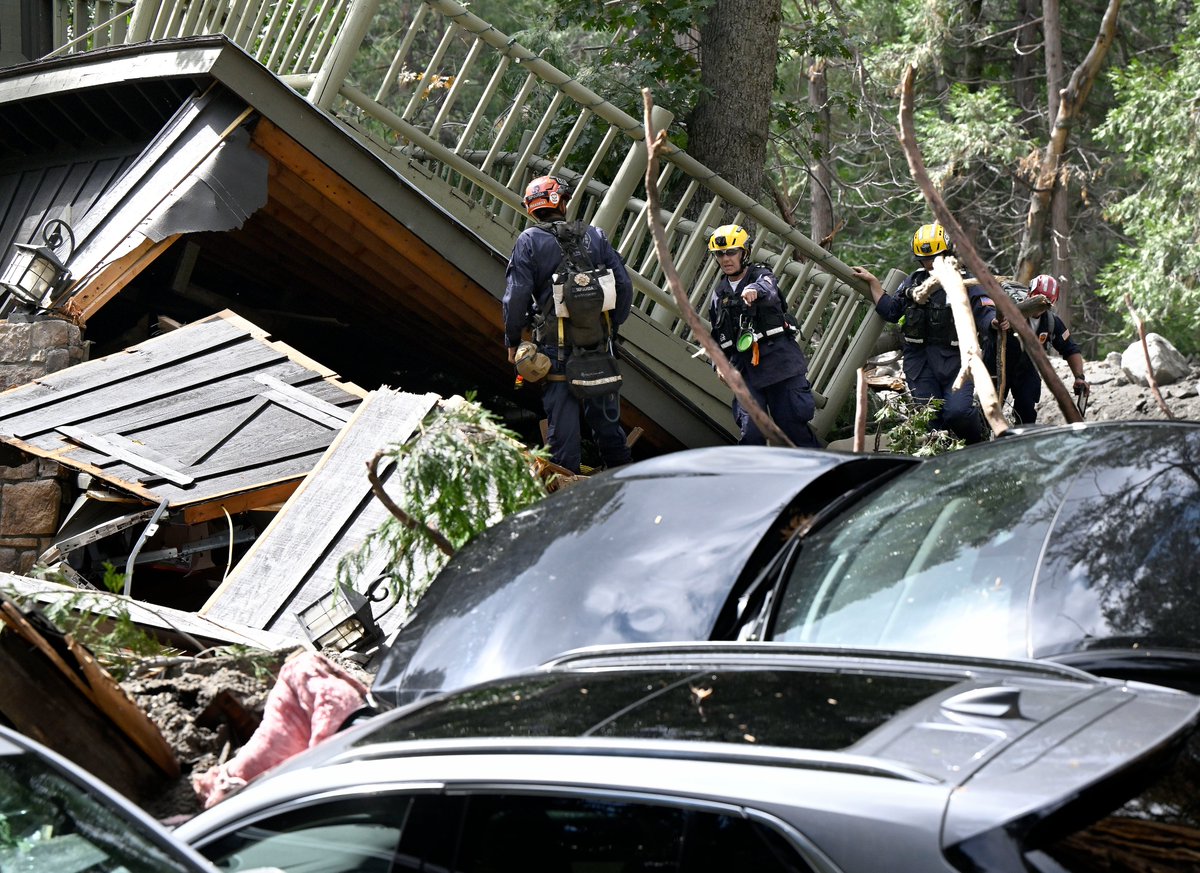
[0,219,75,309]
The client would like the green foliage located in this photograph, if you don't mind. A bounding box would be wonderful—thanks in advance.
[15,564,177,681]
[773,10,859,162]
[874,394,965,456]
[1095,31,1200,354]
[915,84,1030,188]
[99,561,124,594]
[337,397,548,612]
[547,0,711,118]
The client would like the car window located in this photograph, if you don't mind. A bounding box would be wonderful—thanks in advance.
[197,790,818,873]
[1027,432,1200,658]
[357,669,955,752]
[0,755,199,873]
[457,793,817,873]
[770,434,1083,658]
[199,794,458,873]
[768,426,1200,662]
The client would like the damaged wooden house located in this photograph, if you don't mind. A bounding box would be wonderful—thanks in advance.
[0,0,885,656]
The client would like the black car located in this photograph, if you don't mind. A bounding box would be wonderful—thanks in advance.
[372,421,1200,707]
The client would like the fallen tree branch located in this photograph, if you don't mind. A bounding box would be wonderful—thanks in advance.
[932,258,1008,436]
[1124,293,1176,420]
[897,65,1082,426]
[997,326,1008,405]
[853,367,868,452]
[366,450,455,556]
[641,89,794,448]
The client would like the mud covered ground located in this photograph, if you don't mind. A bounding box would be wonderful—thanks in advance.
[122,648,373,823]
[1032,353,1200,425]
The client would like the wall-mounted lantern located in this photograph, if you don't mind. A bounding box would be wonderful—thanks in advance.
[296,575,399,654]
[0,218,75,308]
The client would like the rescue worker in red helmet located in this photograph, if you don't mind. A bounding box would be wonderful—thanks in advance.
[705,224,818,447]
[502,175,634,473]
[988,274,1089,424]
[851,223,999,444]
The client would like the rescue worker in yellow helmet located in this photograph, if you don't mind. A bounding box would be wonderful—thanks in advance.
[851,223,998,444]
[705,224,818,447]
[502,175,634,473]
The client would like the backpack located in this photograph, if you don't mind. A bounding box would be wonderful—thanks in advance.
[545,221,617,349]
[544,221,621,400]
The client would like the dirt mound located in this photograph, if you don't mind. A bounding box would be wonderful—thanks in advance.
[121,648,373,822]
[120,650,295,821]
[1033,354,1200,425]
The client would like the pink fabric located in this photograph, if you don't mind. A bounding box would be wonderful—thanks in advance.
[192,652,368,808]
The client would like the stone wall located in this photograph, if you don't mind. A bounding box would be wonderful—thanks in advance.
[0,317,87,573]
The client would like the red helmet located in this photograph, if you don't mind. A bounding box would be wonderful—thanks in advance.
[1029,274,1060,305]
[523,176,570,216]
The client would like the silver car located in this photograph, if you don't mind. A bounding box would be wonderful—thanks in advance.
[0,724,219,872]
[176,645,1200,873]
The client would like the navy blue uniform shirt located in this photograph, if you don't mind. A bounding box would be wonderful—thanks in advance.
[707,263,809,390]
[876,268,998,336]
[503,222,633,350]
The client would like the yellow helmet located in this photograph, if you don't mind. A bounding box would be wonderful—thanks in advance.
[912,222,951,258]
[708,224,751,257]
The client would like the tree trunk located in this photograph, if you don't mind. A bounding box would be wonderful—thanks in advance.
[1050,177,1073,327]
[1013,0,1041,127]
[961,0,985,91]
[1044,0,1074,327]
[1015,0,1121,284]
[808,58,833,246]
[690,0,783,211]
[1044,0,1064,121]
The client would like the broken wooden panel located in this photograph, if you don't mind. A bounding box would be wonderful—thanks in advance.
[0,573,299,651]
[202,388,439,642]
[54,91,265,320]
[0,309,365,513]
[0,591,177,802]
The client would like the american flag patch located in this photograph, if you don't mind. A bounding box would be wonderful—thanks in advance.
[980,297,994,306]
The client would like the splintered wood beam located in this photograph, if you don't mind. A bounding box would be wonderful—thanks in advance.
[64,235,182,324]
[181,480,301,524]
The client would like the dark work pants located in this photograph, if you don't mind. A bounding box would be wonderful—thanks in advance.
[733,372,819,447]
[1006,365,1041,425]
[904,345,983,444]
[542,379,631,474]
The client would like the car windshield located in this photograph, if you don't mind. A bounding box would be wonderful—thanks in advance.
[0,750,199,873]
[770,425,1200,662]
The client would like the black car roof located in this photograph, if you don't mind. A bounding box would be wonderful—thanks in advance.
[371,447,913,707]
[371,421,1200,707]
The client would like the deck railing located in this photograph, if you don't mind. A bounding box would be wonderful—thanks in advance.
[44,0,883,436]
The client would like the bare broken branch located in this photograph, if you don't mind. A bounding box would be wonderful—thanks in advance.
[853,367,868,452]
[640,89,794,448]
[897,65,1082,426]
[1124,294,1176,421]
[366,450,455,556]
